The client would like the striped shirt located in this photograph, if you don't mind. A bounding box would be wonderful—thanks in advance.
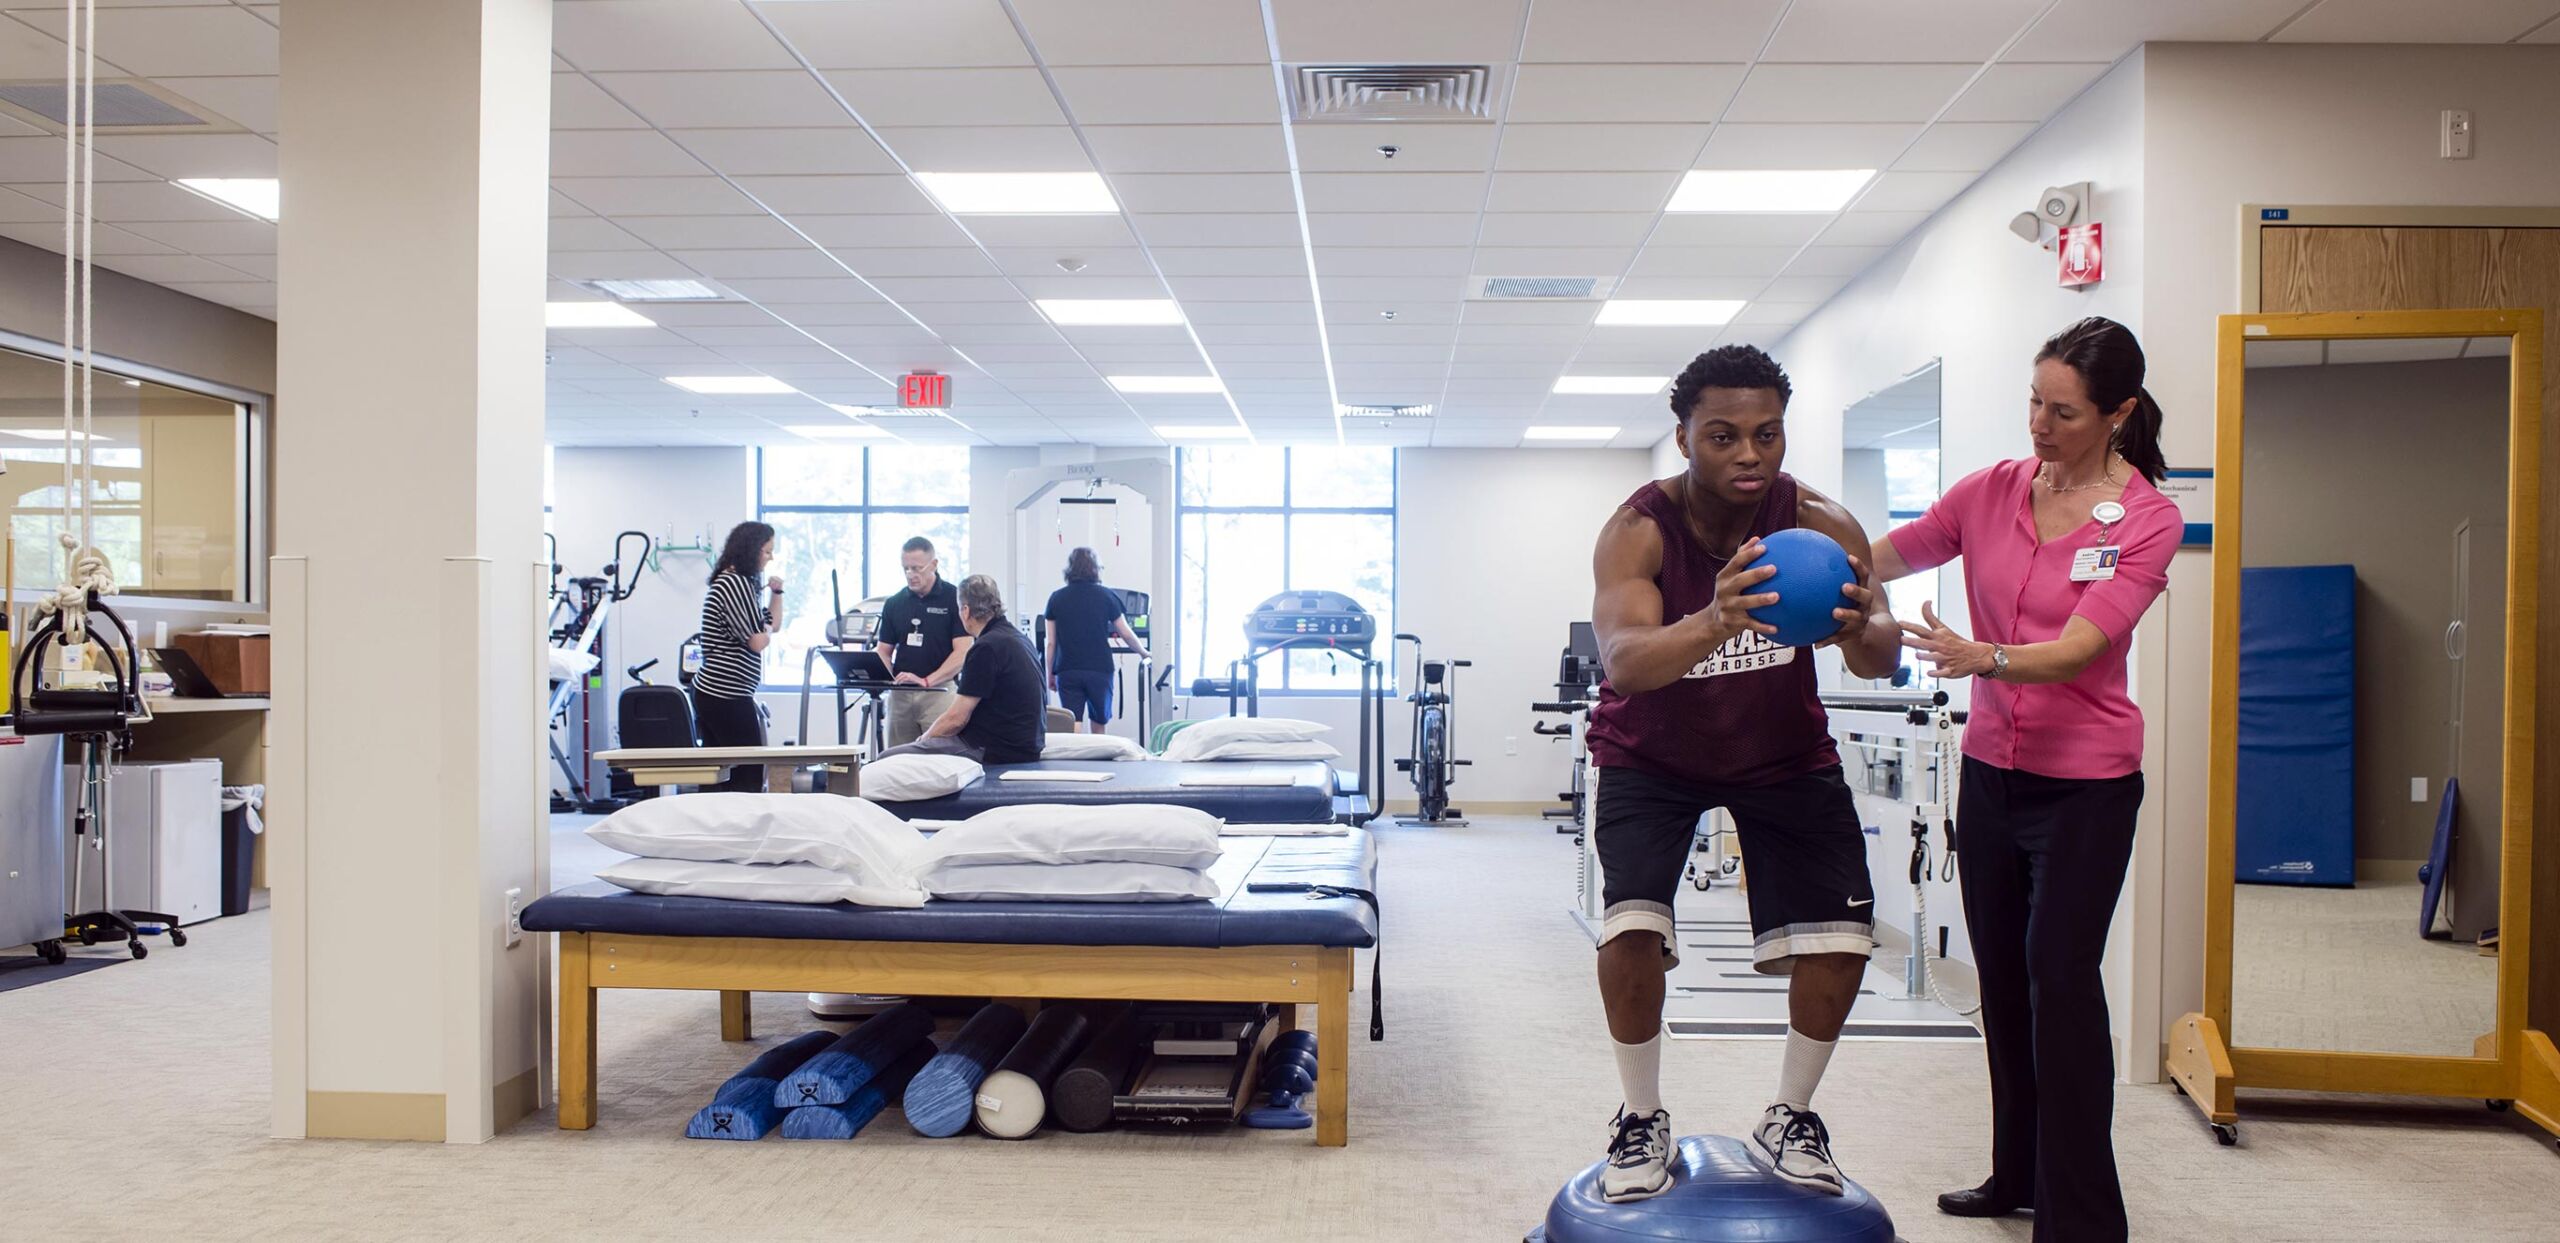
[695,570,768,700]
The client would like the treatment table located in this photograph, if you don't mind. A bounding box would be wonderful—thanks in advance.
[876,758,1340,823]
[522,832,1379,1146]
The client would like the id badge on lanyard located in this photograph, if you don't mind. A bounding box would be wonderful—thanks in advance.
[2072,500,2126,583]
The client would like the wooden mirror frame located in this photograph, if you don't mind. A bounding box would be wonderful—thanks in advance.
[2169,308,2560,1147]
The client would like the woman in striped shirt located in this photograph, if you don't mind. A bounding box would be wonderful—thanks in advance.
[696,521,783,791]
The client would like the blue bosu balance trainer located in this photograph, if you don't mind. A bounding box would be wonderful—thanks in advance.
[1526,1135,1897,1243]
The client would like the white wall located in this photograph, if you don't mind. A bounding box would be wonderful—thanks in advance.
[2136,41,2560,1061]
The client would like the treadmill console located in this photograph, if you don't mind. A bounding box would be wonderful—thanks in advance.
[1243,590,1377,647]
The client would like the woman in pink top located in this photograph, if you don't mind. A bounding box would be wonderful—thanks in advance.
[1872,318,2177,1243]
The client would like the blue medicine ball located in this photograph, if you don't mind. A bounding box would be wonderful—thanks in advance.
[1742,528,1855,648]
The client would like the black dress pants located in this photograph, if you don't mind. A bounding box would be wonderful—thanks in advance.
[690,691,767,793]
[1957,757,2144,1243]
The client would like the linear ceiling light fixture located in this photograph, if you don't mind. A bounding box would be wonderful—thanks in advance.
[172,177,278,221]
[1594,299,1746,327]
[1552,376,1669,395]
[545,301,656,328]
[1108,375,1225,394]
[913,171,1117,215]
[587,279,725,302]
[786,423,889,439]
[1152,424,1250,439]
[665,375,796,395]
[1524,426,1619,442]
[1666,169,1875,214]
[1035,299,1186,326]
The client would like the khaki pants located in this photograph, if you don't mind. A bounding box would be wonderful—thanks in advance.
[884,686,957,748]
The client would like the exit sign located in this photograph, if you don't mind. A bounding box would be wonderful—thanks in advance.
[900,371,949,408]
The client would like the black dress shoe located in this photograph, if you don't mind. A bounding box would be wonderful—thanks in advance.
[1936,1182,2029,1217]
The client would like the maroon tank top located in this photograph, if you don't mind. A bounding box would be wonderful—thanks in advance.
[1586,474,1838,788]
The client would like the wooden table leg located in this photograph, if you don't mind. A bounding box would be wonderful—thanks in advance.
[559,932,597,1130]
[1316,948,1351,1147]
[720,990,753,1042]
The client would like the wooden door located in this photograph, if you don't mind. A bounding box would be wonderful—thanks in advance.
[2262,225,2559,1027]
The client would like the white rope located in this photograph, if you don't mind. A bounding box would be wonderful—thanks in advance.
[34,0,111,646]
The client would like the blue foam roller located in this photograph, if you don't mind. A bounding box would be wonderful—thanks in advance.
[1741,528,1856,648]
[902,1003,1031,1138]
[1526,1135,1895,1243]
[779,1043,935,1140]
[772,1001,935,1108]
[684,1030,837,1141]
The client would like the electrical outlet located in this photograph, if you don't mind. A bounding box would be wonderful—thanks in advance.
[2441,109,2472,159]
[504,887,524,947]
[2410,777,2428,803]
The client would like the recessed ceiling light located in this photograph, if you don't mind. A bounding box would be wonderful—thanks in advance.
[914,171,1118,215]
[1552,376,1670,395]
[1594,299,1746,327]
[546,301,656,329]
[1524,426,1620,442]
[0,427,111,442]
[665,375,796,395]
[1035,299,1185,326]
[786,424,889,439]
[1666,169,1875,214]
[172,177,279,221]
[1108,375,1224,394]
[1152,424,1249,439]
[587,278,724,302]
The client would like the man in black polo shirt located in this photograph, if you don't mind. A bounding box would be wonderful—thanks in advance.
[872,536,971,747]
[874,574,1045,766]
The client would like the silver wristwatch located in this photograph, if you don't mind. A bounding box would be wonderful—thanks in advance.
[1987,645,2009,679]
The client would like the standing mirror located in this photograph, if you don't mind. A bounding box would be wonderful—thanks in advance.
[2171,309,2559,1145]
[1838,363,1941,689]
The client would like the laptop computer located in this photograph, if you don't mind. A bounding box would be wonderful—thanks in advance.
[154,647,263,699]
[815,648,896,685]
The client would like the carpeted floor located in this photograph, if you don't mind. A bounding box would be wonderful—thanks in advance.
[2231,879,2498,1058]
[2,817,2553,1241]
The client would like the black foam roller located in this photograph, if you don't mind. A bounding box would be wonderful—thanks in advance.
[772,1001,935,1107]
[902,1002,1032,1138]
[974,1007,1095,1139]
[1050,1012,1153,1133]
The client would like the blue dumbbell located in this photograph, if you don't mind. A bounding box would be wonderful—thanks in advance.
[1242,1088,1312,1130]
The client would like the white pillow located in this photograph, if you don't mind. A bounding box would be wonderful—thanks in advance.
[1161,715,1331,760]
[1041,732,1150,761]
[1181,737,1342,762]
[859,753,984,801]
[925,803,1224,870]
[597,856,925,908]
[921,859,1220,903]
[585,793,925,888]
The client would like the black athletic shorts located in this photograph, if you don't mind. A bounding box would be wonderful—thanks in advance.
[1592,763,1875,974]
[1055,668,1113,725]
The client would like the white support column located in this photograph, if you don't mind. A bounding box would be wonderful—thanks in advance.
[273,0,551,1143]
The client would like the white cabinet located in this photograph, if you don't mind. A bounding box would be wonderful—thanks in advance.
[62,758,222,926]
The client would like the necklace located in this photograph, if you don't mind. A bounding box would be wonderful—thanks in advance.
[2039,459,2120,494]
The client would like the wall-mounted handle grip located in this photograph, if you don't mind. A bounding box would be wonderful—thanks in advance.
[2444,620,2466,660]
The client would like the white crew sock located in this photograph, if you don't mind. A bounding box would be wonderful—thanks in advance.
[1614,1035,1664,1115]
[1773,1028,1837,1111]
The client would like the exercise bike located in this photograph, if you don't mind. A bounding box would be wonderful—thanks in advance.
[1391,633,1469,826]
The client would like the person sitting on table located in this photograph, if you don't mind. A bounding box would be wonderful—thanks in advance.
[872,574,1045,767]
[872,536,970,748]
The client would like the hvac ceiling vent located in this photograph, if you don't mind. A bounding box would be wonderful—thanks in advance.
[1474,275,1615,300]
[1289,65,1497,122]
[0,80,239,135]
[1339,403,1433,420]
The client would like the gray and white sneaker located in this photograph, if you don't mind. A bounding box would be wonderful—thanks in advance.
[1600,1107,1674,1203]
[1750,1103,1845,1195]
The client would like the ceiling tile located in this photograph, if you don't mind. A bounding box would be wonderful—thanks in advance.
[1487,171,1677,213]
[1008,274,1168,299]
[2007,0,2311,60]
[1317,275,1466,302]
[869,276,1026,303]
[1607,276,1761,299]
[667,248,850,279]
[956,214,1141,249]
[1627,246,1797,278]
[1300,171,1487,214]
[1151,247,1312,277]
[547,251,700,281]
[554,72,649,130]
[1761,0,2048,63]
[552,0,797,72]
[98,253,266,285]
[1522,0,1783,62]
[594,70,858,130]
[2269,0,2560,43]
[1455,300,1600,325]
[1472,212,1656,247]
[552,176,762,215]
[1495,124,1708,172]
[1732,301,1822,325]
[876,126,1093,173]
[90,133,274,179]
[986,246,1156,278]
[1271,0,1530,61]
[732,175,939,215]
[1315,247,1475,277]
[1183,302,1317,325]
[1010,0,1271,65]
[1853,170,1977,214]
[1307,212,1478,247]
[1647,213,1832,246]
[1894,121,2039,171]
[550,129,706,177]
[1694,122,1919,169]
[615,214,812,249]
[201,252,275,279]
[549,217,653,250]
[1085,126,1291,174]
[110,218,270,253]
[158,75,280,134]
[8,178,244,223]
[1163,275,1318,302]
[1050,66,1282,126]
[1131,213,1306,247]
[823,68,1068,128]
[758,0,1034,70]
[1782,245,1890,276]
[1110,173,1296,214]
[1761,273,1852,302]
[1819,210,1932,246]
[824,247,1002,278]
[674,128,900,177]
[1468,246,1639,275]
[726,277,899,304]
[10,4,276,76]
[1292,124,1498,173]
[1938,63,2110,123]
[1725,64,1975,124]
[1508,64,1748,124]
[551,190,595,218]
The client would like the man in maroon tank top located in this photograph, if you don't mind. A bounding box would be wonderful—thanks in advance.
[1582,345,1904,1202]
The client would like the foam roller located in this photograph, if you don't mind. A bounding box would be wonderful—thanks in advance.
[902,1003,1031,1138]
[1050,1011,1153,1133]
[684,1029,836,1141]
[974,1007,1095,1139]
[779,1043,935,1140]
[772,1001,935,1108]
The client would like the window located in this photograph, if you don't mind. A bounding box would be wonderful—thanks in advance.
[757,445,969,684]
[1175,447,1394,693]
[1,341,259,604]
